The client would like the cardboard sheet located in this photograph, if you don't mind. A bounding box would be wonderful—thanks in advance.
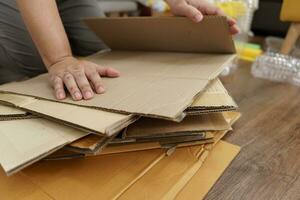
[0,77,234,134]
[0,16,235,120]
[187,78,238,114]
[175,141,240,200]
[0,149,166,200]
[67,112,240,155]
[125,113,230,138]
[0,93,137,136]
[0,104,33,121]
[0,118,89,175]
[0,104,26,116]
[84,16,235,53]
[116,126,236,200]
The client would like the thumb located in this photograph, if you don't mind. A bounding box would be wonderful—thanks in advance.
[175,3,203,23]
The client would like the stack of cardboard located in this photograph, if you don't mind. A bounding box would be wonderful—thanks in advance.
[0,16,241,200]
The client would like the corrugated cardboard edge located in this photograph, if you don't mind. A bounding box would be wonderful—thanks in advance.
[5,144,66,176]
[0,97,138,136]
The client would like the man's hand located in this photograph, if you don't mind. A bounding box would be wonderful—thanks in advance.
[48,57,120,101]
[166,0,239,34]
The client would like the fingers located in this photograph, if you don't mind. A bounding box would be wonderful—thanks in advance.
[51,76,66,100]
[86,69,105,94]
[174,3,203,22]
[63,72,82,101]
[97,67,120,78]
[73,70,94,100]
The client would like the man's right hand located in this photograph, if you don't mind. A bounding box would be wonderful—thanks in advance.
[48,56,120,101]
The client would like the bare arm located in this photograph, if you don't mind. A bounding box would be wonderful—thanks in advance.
[17,0,119,101]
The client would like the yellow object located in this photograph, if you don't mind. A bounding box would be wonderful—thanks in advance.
[235,42,263,62]
[216,1,247,19]
[280,0,300,22]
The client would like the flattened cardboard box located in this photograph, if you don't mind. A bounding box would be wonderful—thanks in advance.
[124,112,230,138]
[0,16,236,120]
[0,118,89,176]
[187,78,237,114]
[0,93,137,136]
[175,141,240,200]
[0,77,235,135]
[64,111,240,156]
[0,141,239,200]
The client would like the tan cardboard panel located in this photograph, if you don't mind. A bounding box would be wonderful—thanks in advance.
[84,16,235,53]
[0,93,137,136]
[125,113,230,138]
[0,104,26,116]
[175,141,240,200]
[188,78,237,110]
[0,118,88,176]
[0,52,235,120]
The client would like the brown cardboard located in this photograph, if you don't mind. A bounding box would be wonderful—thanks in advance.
[0,17,236,120]
[0,93,137,136]
[0,140,239,200]
[0,104,26,116]
[67,111,240,155]
[0,77,234,135]
[125,113,230,138]
[0,149,166,200]
[84,16,235,53]
[0,118,89,175]
[65,135,112,154]
[114,141,239,200]
[0,104,34,121]
[175,141,240,200]
[186,79,238,114]
[66,132,214,155]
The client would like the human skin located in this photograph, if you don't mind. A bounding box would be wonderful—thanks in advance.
[17,0,238,101]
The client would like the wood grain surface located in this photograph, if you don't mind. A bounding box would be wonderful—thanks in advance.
[205,59,300,200]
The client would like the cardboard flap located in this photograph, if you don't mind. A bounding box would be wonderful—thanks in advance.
[84,16,236,53]
[0,104,26,116]
[0,93,137,136]
[191,79,237,108]
[0,118,88,175]
[125,113,231,138]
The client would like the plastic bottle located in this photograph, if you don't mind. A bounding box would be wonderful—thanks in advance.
[251,52,300,86]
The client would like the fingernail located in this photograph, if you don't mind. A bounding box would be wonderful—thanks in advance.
[74,92,82,100]
[85,91,93,99]
[97,86,105,93]
[57,92,64,99]
[194,15,203,22]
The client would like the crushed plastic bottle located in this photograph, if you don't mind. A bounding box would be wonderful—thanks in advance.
[251,52,300,86]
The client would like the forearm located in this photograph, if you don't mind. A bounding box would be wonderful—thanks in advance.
[17,0,72,68]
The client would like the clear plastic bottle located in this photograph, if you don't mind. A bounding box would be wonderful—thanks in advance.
[251,52,300,86]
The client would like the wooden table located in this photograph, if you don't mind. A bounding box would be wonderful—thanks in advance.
[205,59,300,199]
